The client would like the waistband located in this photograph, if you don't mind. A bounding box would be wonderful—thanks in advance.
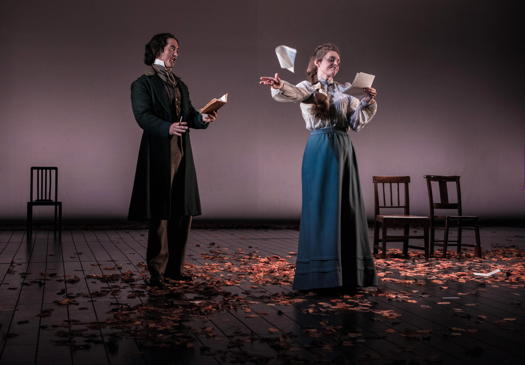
[309,126,348,135]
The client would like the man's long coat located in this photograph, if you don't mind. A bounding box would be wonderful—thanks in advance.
[128,70,208,220]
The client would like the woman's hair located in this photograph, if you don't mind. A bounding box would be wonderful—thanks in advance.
[305,43,341,120]
[306,43,341,84]
[144,33,179,66]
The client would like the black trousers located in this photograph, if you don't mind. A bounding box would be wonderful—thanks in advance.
[147,215,192,276]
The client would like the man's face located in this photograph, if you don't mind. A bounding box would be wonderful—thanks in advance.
[158,38,180,68]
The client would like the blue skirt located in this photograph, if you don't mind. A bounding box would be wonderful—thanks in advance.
[294,127,377,290]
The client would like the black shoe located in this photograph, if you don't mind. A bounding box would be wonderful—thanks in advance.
[147,273,165,287]
[165,273,192,282]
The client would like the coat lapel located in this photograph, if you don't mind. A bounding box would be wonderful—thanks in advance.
[148,73,172,117]
[175,76,189,117]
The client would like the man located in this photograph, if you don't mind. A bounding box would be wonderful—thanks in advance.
[128,33,217,287]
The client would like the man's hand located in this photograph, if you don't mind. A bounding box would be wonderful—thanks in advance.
[169,121,188,136]
[202,111,218,123]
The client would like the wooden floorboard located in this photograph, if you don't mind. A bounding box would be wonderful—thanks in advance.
[0,226,523,364]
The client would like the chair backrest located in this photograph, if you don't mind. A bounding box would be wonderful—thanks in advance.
[424,175,462,218]
[30,166,58,202]
[373,176,411,216]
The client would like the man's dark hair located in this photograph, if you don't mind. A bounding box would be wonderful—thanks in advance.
[144,33,179,65]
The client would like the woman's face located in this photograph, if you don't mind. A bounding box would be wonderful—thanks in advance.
[315,51,341,80]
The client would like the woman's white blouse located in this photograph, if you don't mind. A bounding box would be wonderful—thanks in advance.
[271,79,377,132]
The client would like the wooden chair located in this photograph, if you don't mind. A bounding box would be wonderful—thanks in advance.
[27,166,62,241]
[424,175,481,257]
[373,176,430,258]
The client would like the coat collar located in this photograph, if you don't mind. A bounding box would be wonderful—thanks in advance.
[144,66,181,81]
[144,67,155,76]
[144,67,173,115]
[144,67,189,117]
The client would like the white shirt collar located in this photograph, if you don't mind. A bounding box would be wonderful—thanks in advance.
[154,58,165,66]
[318,77,334,85]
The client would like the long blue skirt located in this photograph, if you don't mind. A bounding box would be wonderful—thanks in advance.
[293,127,377,290]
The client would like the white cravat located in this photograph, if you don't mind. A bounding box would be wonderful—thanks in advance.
[154,59,166,67]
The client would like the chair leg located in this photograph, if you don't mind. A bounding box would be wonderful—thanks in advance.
[429,224,435,257]
[26,203,32,242]
[58,203,62,241]
[423,224,430,260]
[402,224,409,258]
[373,221,380,255]
[474,222,482,258]
[382,223,388,259]
[443,219,450,258]
[457,224,463,256]
[54,205,58,239]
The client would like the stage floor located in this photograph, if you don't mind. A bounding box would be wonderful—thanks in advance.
[0,227,523,364]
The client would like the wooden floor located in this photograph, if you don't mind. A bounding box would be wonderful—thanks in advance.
[0,226,523,364]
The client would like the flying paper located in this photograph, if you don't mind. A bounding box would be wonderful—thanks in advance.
[275,45,297,73]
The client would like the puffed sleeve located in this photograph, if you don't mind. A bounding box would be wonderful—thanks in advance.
[271,80,313,103]
[347,97,378,132]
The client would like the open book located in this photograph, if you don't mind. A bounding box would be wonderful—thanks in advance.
[200,93,228,114]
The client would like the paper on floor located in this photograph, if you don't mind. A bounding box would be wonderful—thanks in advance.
[473,269,501,277]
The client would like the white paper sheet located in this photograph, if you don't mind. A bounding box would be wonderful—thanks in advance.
[275,45,297,73]
[347,72,375,95]
[473,269,501,277]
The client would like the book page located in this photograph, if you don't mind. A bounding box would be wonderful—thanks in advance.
[200,93,228,114]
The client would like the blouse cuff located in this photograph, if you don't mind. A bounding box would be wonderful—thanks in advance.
[271,80,312,102]
[359,98,370,107]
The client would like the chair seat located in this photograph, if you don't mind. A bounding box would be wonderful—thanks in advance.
[446,215,478,220]
[28,201,62,206]
[374,215,430,258]
[376,215,430,224]
[379,234,427,242]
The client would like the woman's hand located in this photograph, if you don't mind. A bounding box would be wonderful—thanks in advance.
[202,111,218,123]
[259,73,283,89]
[363,87,377,104]
[169,121,188,136]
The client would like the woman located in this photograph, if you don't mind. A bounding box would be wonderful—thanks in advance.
[259,43,378,291]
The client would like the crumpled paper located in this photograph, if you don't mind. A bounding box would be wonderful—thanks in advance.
[275,45,297,73]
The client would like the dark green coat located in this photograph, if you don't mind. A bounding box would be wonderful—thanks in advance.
[128,70,208,220]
